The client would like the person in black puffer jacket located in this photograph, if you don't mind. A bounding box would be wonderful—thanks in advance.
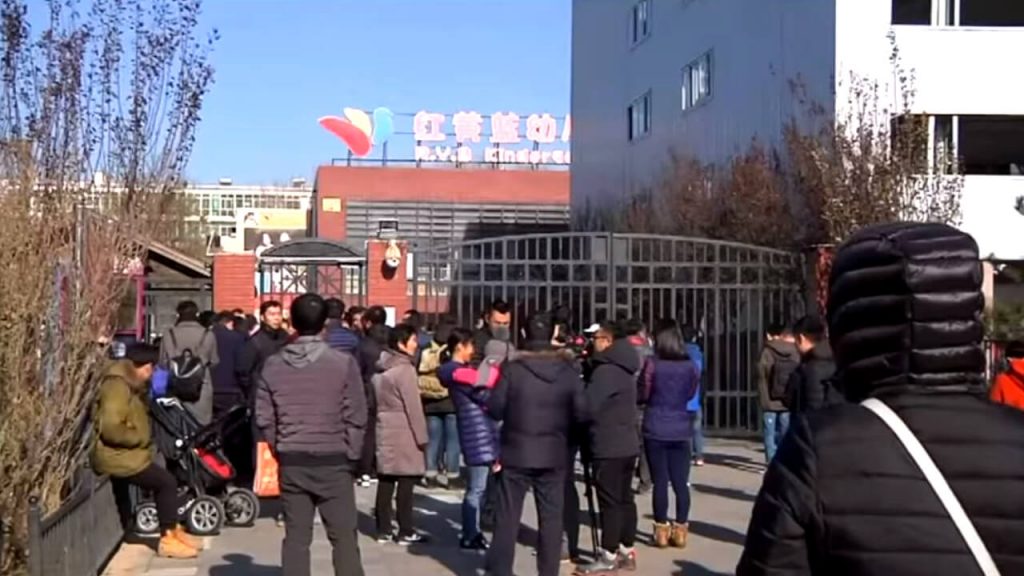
[737,222,1024,576]
[485,313,588,576]
[576,322,641,575]
[784,315,840,414]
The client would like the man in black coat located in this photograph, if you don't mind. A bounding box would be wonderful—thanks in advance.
[737,222,1024,576]
[576,322,641,574]
[236,300,289,404]
[485,313,588,576]
[784,315,839,414]
[354,306,389,486]
[472,298,513,364]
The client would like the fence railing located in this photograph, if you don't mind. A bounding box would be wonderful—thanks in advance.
[27,472,123,576]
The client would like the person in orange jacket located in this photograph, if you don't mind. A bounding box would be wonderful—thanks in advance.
[991,340,1024,410]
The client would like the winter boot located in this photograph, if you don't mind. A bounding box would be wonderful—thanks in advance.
[652,522,670,548]
[171,525,202,549]
[158,532,198,559]
[670,522,689,549]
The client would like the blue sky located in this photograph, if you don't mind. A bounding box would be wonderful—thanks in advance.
[188,0,571,183]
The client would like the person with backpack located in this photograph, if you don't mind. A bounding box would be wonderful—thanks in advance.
[756,322,800,464]
[783,315,838,415]
[737,222,1024,576]
[990,340,1024,410]
[417,317,462,489]
[159,300,219,424]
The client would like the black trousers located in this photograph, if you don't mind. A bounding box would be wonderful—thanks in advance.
[593,456,638,553]
[486,467,566,576]
[280,464,363,576]
[636,409,651,488]
[564,446,581,556]
[112,463,178,533]
[375,475,418,537]
[214,393,253,484]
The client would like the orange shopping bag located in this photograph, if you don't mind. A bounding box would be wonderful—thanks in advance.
[253,441,280,497]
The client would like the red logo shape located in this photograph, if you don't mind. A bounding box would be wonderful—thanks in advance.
[318,116,372,157]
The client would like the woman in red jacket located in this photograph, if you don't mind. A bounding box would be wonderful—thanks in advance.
[991,340,1024,410]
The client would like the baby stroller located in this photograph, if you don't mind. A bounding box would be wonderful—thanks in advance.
[133,398,260,536]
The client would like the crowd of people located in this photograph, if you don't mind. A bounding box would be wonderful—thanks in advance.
[90,290,710,574]
[88,221,1024,575]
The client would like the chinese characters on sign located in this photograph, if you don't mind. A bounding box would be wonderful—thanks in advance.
[413,111,571,165]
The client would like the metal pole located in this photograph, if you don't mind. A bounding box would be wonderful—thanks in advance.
[27,496,43,576]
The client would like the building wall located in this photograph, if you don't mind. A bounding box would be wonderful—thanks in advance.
[570,0,836,216]
[571,0,1024,260]
[313,166,570,243]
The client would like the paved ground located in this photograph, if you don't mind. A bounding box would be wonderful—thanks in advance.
[106,440,765,576]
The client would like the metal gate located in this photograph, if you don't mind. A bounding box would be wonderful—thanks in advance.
[409,232,804,435]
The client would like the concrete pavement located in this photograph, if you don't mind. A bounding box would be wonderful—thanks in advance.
[109,439,765,576]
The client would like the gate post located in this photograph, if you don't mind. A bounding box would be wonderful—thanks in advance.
[366,240,411,316]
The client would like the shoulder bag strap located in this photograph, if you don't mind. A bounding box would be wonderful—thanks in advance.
[168,328,178,351]
[861,398,1001,576]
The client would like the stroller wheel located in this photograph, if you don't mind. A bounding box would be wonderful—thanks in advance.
[186,495,225,536]
[224,489,260,527]
[134,502,160,535]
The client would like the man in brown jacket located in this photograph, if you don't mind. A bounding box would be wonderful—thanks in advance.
[756,322,800,464]
[255,294,367,576]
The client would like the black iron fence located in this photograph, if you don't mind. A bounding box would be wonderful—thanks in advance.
[27,472,122,576]
[410,232,805,436]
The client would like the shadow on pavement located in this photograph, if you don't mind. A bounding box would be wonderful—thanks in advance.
[208,553,282,576]
[702,451,765,475]
[689,519,747,546]
[354,490,485,575]
[691,482,757,503]
[672,559,731,576]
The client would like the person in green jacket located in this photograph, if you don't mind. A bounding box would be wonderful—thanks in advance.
[91,343,200,559]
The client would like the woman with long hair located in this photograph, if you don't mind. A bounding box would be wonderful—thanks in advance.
[640,320,700,549]
[374,324,429,544]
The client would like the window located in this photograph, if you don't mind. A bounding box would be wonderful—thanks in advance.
[630,0,651,45]
[681,52,712,111]
[627,91,652,142]
[892,0,931,25]
[961,0,1024,26]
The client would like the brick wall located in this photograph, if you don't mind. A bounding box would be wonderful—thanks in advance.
[212,253,257,313]
[366,239,411,314]
[212,243,416,317]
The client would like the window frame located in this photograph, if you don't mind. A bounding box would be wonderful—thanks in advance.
[630,0,652,46]
[681,50,714,112]
[627,90,653,143]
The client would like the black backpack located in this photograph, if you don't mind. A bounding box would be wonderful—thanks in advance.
[167,328,208,403]
[768,351,800,401]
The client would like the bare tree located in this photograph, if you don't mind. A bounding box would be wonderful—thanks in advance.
[785,36,963,246]
[0,0,215,571]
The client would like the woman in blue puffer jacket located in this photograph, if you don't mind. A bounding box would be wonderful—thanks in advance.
[438,327,502,551]
[640,321,700,550]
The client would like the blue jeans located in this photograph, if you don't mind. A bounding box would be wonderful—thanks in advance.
[690,409,705,458]
[426,413,461,476]
[645,439,692,524]
[461,465,490,540]
[762,411,790,463]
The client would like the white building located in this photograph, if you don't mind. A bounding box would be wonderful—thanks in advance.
[571,0,1024,260]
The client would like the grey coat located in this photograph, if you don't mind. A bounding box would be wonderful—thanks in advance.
[254,337,367,464]
[374,350,428,476]
[160,320,219,424]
